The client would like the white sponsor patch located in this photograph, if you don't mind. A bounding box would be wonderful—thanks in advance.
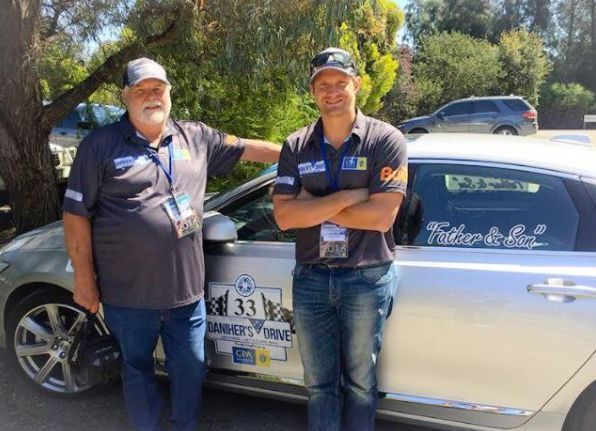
[113,155,150,169]
[275,176,295,186]
[298,160,325,176]
[64,188,83,202]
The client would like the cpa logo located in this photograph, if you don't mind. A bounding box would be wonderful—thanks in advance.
[235,274,256,297]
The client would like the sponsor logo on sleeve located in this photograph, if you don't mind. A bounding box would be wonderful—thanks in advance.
[380,166,408,184]
[64,188,83,202]
[298,160,326,176]
[224,134,239,145]
[342,157,367,171]
[275,176,295,186]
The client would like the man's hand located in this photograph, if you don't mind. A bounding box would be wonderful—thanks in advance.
[73,275,100,314]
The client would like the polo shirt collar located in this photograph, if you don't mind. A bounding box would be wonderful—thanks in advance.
[311,108,366,146]
[118,112,178,146]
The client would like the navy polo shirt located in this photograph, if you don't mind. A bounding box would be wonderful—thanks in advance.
[272,109,407,267]
[63,114,245,309]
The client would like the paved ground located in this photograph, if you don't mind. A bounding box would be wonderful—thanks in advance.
[0,349,433,431]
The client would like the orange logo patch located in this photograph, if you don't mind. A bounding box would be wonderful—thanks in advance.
[224,134,239,145]
[380,166,407,183]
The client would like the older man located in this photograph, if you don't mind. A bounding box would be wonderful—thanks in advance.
[63,57,279,431]
[272,48,407,431]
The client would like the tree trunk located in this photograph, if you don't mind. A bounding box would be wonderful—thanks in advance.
[590,0,596,91]
[0,127,60,233]
[0,0,60,234]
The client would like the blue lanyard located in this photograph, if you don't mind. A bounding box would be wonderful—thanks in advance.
[320,136,351,192]
[145,139,175,192]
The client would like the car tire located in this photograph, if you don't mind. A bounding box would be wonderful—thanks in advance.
[563,383,596,431]
[6,288,113,396]
[493,126,518,135]
[408,128,428,134]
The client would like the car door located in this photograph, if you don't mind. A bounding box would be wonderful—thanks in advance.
[377,161,596,429]
[469,100,500,133]
[435,102,474,132]
[202,179,304,382]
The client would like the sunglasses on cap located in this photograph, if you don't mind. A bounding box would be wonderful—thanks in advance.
[309,50,357,76]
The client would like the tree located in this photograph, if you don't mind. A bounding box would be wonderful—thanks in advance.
[497,29,550,104]
[338,0,404,113]
[1,0,383,234]
[550,0,596,93]
[539,82,596,128]
[413,32,502,113]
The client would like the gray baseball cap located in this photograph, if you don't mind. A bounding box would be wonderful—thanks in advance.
[123,57,170,87]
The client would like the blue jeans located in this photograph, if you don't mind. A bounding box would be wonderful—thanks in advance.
[103,299,207,431]
[292,263,397,431]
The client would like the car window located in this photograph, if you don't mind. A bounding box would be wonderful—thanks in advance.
[502,98,532,111]
[442,102,473,117]
[219,183,295,242]
[404,163,580,251]
[92,105,123,126]
[473,100,499,114]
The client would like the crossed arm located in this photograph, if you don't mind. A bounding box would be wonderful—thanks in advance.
[273,188,404,233]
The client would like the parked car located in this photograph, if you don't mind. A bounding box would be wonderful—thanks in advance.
[397,96,538,136]
[1,134,595,431]
[0,103,123,203]
[49,103,123,150]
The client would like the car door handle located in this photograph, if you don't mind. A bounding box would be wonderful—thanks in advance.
[527,278,596,303]
[60,131,67,135]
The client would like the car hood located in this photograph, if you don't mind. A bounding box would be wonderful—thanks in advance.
[1,221,65,255]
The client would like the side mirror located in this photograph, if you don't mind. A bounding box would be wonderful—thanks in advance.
[436,111,445,120]
[203,211,237,243]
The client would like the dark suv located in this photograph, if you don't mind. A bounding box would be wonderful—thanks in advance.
[397,96,538,136]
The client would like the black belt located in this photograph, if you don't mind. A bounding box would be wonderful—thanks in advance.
[301,262,391,271]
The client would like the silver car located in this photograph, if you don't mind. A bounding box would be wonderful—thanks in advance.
[397,96,538,136]
[0,134,595,431]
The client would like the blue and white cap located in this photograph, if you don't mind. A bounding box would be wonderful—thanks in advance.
[123,57,170,87]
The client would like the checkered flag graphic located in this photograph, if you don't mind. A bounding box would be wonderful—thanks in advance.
[261,293,294,333]
[206,291,228,316]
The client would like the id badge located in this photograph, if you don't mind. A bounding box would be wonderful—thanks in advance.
[319,222,348,258]
[163,192,202,238]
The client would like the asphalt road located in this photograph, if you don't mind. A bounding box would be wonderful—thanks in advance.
[0,349,434,431]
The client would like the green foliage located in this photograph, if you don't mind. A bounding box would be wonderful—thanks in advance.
[540,82,596,110]
[38,40,88,100]
[403,0,595,95]
[413,32,502,113]
[538,82,596,128]
[337,0,402,114]
[496,29,550,105]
